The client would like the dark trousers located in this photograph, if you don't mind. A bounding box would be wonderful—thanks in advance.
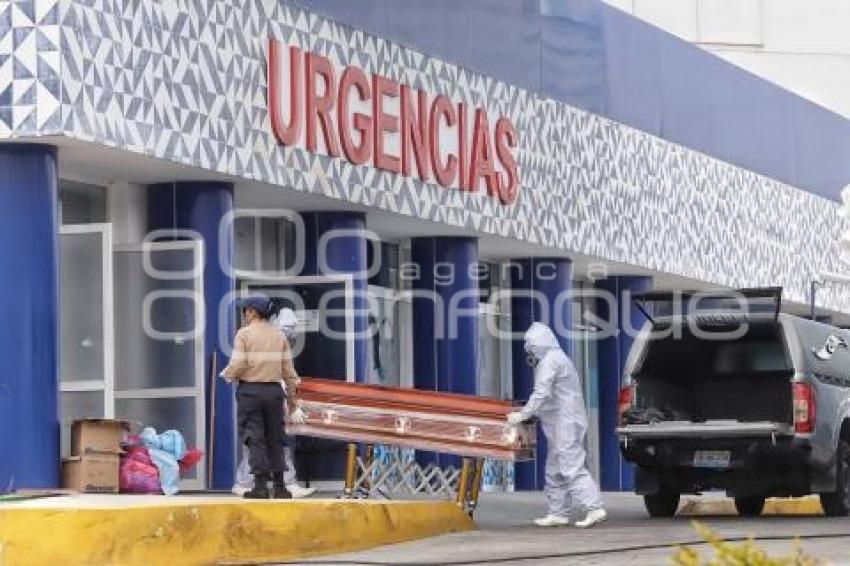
[237,382,285,478]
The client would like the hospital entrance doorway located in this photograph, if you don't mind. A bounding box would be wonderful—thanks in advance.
[239,275,356,487]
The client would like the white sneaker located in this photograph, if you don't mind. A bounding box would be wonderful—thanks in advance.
[533,514,570,527]
[575,509,607,528]
[231,485,249,496]
[286,484,317,499]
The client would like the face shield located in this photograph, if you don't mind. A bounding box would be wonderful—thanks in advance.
[524,340,539,367]
[274,308,299,342]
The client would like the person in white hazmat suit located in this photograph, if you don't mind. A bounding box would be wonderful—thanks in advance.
[507,322,607,528]
[232,308,316,498]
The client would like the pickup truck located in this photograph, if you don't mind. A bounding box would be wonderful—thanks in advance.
[618,289,850,517]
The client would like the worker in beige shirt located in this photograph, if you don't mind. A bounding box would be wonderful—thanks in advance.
[232,308,315,498]
[222,294,301,499]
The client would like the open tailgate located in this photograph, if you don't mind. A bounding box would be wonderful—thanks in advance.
[618,420,793,439]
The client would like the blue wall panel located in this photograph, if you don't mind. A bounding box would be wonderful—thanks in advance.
[540,0,606,116]
[708,68,798,184]
[469,0,541,96]
[655,32,718,153]
[602,9,661,135]
[298,0,543,94]
[793,102,850,197]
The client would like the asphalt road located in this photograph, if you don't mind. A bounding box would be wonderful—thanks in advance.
[285,492,850,565]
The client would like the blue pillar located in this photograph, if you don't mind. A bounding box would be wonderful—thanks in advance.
[0,144,59,489]
[294,212,369,482]
[509,257,572,490]
[596,276,652,492]
[411,237,479,468]
[300,212,369,383]
[147,181,236,490]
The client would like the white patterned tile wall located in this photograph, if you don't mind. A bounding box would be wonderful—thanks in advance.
[1,0,849,311]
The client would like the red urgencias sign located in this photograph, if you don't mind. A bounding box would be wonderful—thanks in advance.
[268,39,519,205]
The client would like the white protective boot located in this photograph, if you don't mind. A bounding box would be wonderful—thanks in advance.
[286,483,317,499]
[533,514,570,527]
[575,508,607,528]
[232,446,254,496]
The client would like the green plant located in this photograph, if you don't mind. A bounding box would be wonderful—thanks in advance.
[671,522,820,566]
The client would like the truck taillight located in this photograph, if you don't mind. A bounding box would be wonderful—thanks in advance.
[793,383,816,434]
[618,385,634,424]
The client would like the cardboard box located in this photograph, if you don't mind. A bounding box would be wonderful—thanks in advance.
[61,453,120,493]
[71,419,130,455]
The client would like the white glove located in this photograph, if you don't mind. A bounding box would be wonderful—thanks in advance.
[290,407,307,425]
[507,412,525,426]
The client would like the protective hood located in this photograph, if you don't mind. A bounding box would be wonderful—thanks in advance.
[524,322,561,360]
[274,308,298,340]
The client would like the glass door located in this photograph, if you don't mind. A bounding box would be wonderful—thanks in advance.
[367,285,405,387]
[571,324,601,482]
[58,224,114,457]
[478,302,512,399]
[478,301,514,492]
[113,240,206,489]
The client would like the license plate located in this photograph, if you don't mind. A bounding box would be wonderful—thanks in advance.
[693,450,731,469]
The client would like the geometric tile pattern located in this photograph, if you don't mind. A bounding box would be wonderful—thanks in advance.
[0,0,62,134]
[2,0,850,311]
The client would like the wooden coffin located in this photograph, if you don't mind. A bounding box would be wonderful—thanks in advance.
[287,378,536,461]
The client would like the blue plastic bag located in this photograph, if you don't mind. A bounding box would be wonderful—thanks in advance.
[140,427,188,496]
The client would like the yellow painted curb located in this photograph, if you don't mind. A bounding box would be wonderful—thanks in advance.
[0,498,475,566]
[679,496,824,516]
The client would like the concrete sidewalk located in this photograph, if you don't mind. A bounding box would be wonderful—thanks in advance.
[299,492,849,565]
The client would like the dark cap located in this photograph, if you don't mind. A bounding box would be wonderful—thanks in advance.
[237,293,272,316]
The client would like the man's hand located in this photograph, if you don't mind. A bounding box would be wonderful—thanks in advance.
[290,406,307,424]
[507,411,525,426]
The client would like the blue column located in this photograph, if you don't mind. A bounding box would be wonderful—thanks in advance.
[147,181,236,490]
[509,257,572,490]
[411,237,479,468]
[0,144,59,489]
[294,212,369,482]
[300,212,369,383]
[596,275,652,492]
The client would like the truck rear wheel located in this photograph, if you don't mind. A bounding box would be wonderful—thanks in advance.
[734,496,766,517]
[644,492,680,518]
[820,440,850,517]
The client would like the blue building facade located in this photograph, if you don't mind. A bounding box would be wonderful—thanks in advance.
[298,0,850,200]
[1,0,849,492]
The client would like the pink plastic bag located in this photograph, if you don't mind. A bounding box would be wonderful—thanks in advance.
[119,458,162,494]
[124,445,155,467]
